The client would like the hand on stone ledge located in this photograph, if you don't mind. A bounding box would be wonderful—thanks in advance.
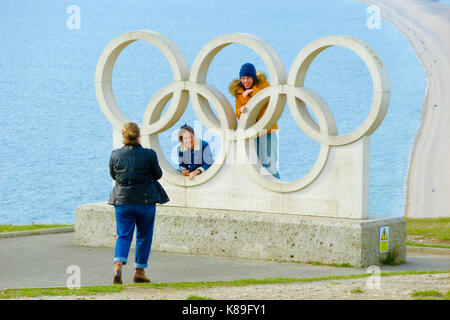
[188,169,201,180]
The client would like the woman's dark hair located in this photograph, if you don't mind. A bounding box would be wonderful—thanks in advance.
[122,122,140,146]
[237,76,261,90]
[178,124,195,143]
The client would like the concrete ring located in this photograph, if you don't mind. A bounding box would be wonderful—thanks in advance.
[287,35,390,146]
[189,33,287,136]
[94,30,189,129]
[185,81,237,137]
[141,81,189,136]
[140,131,228,187]
[141,81,230,187]
[243,86,336,192]
[235,85,286,140]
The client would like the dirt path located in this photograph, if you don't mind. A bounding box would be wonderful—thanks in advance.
[12,273,450,300]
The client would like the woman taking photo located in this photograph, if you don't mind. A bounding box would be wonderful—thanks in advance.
[108,122,169,284]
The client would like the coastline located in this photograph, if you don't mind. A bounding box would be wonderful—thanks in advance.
[354,0,450,218]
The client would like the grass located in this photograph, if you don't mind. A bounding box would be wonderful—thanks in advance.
[406,242,450,249]
[405,218,450,243]
[271,260,353,267]
[0,224,73,233]
[186,295,214,300]
[0,285,125,299]
[410,290,449,300]
[410,290,443,297]
[379,246,403,266]
[350,288,364,294]
[1,270,449,299]
[307,261,353,268]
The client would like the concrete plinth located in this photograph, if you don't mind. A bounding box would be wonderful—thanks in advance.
[75,202,406,267]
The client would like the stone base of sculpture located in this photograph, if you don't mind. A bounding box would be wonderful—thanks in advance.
[75,202,405,267]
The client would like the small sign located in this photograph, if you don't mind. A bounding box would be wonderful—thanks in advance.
[379,226,389,253]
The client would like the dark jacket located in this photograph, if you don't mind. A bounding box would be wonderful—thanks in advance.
[108,144,169,205]
[178,138,214,174]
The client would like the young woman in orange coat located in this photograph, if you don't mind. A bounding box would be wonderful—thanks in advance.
[229,63,280,178]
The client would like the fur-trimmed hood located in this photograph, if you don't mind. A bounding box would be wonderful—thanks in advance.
[229,72,267,97]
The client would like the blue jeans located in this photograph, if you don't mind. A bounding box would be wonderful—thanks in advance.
[256,132,280,179]
[113,204,156,269]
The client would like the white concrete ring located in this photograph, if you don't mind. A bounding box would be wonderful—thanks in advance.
[141,82,229,187]
[94,30,189,129]
[236,85,286,140]
[141,132,228,187]
[287,35,390,146]
[141,81,189,136]
[243,86,336,192]
[189,33,287,137]
[185,82,237,137]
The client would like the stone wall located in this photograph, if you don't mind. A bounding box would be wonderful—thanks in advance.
[75,202,406,267]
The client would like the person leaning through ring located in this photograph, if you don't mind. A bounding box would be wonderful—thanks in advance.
[108,122,169,284]
[229,62,280,178]
[177,124,214,180]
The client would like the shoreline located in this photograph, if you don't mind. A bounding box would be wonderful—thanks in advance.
[354,0,450,218]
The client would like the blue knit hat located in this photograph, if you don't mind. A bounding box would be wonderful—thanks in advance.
[239,63,257,80]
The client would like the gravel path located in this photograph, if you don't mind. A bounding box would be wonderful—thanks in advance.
[12,273,450,300]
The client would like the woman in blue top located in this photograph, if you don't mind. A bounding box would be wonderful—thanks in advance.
[177,124,214,180]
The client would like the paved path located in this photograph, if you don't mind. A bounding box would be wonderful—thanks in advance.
[0,232,449,290]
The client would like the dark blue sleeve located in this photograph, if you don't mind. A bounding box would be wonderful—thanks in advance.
[178,146,187,171]
[200,141,214,172]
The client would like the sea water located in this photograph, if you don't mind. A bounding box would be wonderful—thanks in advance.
[0,0,426,224]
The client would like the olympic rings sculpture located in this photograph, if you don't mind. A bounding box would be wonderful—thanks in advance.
[95,31,390,192]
